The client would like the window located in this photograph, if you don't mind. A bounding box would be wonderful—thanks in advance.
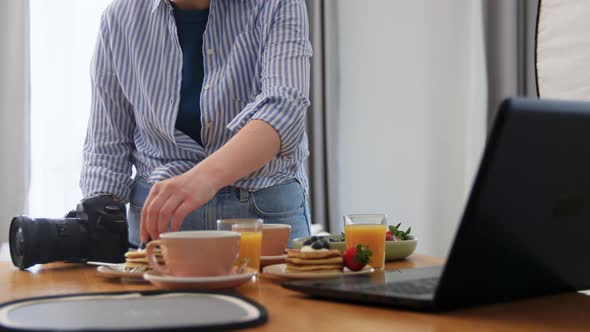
[28,0,111,217]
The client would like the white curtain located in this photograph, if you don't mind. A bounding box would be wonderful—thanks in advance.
[28,0,111,217]
[0,0,29,242]
[329,0,487,257]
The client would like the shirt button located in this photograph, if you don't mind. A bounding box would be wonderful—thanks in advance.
[203,84,210,90]
[206,48,214,56]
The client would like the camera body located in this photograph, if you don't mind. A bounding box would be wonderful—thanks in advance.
[9,195,129,270]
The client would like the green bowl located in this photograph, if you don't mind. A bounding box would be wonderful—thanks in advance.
[292,235,417,261]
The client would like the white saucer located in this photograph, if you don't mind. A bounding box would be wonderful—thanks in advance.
[144,269,257,290]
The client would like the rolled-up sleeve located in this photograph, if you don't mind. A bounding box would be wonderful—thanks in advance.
[80,11,135,202]
[227,0,312,158]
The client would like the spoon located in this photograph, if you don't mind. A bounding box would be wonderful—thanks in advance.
[235,258,250,274]
[87,261,125,268]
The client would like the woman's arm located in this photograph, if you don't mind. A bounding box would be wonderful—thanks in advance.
[81,9,135,202]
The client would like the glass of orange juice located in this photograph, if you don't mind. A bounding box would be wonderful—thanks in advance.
[217,219,263,271]
[343,214,387,270]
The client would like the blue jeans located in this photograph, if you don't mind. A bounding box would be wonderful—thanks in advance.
[127,177,311,247]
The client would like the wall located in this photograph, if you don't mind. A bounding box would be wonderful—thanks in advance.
[0,0,29,242]
[333,0,487,257]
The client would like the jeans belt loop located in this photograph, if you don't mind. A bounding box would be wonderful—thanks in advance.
[239,188,249,202]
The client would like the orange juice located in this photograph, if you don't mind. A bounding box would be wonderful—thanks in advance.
[345,224,387,269]
[237,231,262,270]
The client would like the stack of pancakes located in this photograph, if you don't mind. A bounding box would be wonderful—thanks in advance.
[124,248,163,271]
[286,249,343,273]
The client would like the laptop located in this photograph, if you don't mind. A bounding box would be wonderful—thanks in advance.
[283,98,590,311]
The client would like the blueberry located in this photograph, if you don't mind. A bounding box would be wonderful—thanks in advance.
[319,236,325,240]
[328,239,336,243]
[303,239,312,246]
[311,241,324,250]
[310,236,318,242]
[321,239,331,249]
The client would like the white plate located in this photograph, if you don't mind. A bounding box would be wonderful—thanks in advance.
[260,254,287,267]
[96,265,146,280]
[144,269,257,290]
[262,263,374,280]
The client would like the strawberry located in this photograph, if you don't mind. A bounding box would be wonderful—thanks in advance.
[385,229,395,241]
[342,244,372,271]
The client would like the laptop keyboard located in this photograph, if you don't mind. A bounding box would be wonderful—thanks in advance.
[363,277,440,295]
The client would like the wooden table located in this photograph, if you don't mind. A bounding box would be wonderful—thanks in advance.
[1,254,589,331]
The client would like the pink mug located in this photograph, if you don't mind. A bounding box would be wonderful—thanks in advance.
[146,231,240,277]
[261,224,291,256]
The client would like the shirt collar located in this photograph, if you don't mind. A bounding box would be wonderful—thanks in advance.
[152,0,225,14]
[151,0,170,14]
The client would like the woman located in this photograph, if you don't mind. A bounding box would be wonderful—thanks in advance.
[81,0,312,246]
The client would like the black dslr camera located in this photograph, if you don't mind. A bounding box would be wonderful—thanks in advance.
[9,195,129,270]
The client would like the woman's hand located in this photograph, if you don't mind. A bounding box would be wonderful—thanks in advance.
[139,119,281,242]
[140,168,219,242]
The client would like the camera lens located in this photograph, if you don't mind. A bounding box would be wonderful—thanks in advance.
[9,216,89,270]
[10,217,33,269]
[14,227,25,254]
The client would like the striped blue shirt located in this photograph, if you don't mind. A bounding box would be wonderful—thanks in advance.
[81,0,312,202]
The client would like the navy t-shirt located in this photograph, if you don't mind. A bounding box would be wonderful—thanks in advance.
[172,6,209,145]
